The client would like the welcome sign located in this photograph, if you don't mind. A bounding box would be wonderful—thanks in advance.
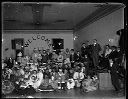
[24,34,52,50]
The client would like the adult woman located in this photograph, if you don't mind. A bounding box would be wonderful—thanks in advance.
[99,45,112,70]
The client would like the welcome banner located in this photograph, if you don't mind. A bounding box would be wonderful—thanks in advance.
[24,34,52,50]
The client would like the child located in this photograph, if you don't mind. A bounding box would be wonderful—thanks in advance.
[63,58,71,69]
[33,69,43,90]
[82,75,97,92]
[73,68,83,88]
[57,68,66,89]
[91,75,99,89]
[67,78,75,89]
[50,69,58,90]
[57,51,64,68]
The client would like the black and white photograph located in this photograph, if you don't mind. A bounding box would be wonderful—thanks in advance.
[2,2,126,99]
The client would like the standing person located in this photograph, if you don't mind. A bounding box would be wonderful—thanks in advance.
[32,48,39,63]
[52,50,58,62]
[81,43,86,58]
[100,45,112,70]
[108,46,122,93]
[57,51,64,68]
[81,41,90,57]
[6,58,14,69]
[76,51,82,63]
[91,39,101,71]
[46,49,52,61]
[57,51,64,63]
[70,49,77,68]
[41,50,49,63]
[65,48,70,59]
[82,54,91,75]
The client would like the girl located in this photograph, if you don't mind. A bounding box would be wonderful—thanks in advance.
[82,75,97,92]
[57,68,66,89]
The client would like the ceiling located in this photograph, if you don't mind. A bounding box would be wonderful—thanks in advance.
[2,2,124,30]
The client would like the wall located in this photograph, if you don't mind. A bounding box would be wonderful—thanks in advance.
[2,30,73,59]
[74,8,124,51]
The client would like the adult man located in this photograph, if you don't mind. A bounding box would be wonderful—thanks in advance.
[91,39,101,70]
[46,49,52,61]
[76,51,82,62]
[41,50,49,63]
[70,49,77,68]
[108,46,122,93]
[81,43,86,57]
[81,41,91,57]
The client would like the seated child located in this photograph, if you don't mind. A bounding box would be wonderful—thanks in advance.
[82,75,97,92]
[67,78,75,89]
[56,68,66,89]
[73,68,83,88]
[50,70,58,90]
[91,75,99,89]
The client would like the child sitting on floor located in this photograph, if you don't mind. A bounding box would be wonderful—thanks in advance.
[56,68,66,89]
[82,75,97,92]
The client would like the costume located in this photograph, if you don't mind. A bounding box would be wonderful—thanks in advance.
[67,79,75,89]
[56,71,66,89]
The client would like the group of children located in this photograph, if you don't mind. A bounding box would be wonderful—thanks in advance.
[2,48,99,95]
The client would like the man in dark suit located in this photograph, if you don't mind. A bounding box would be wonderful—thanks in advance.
[46,49,52,61]
[81,42,90,58]
[70,49,77,68]
[108,46,122,93]
[76,51,82,62]
[91,39,101,70]
[41,50,49,63]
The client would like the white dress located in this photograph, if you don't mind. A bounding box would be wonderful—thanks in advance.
[33,72,43,89]
[67,79,75,89]
[73,72,81,87]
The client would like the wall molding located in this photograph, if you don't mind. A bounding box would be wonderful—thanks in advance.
[74,4,124,32]
[3,30,73,33]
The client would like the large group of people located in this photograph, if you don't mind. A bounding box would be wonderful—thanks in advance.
[2,39,126,96]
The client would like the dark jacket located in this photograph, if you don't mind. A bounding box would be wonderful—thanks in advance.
[91,43,101,55]
[76,54,82,62]
[81,46,90,57]
[41,54,49,63]
[70,53,77,62]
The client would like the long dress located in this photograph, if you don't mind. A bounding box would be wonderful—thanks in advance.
[33,72,43,89]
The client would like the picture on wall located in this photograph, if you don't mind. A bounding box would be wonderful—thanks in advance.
[52,38,64,50]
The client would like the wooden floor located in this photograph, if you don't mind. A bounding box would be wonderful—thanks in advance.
[4,88,125,99]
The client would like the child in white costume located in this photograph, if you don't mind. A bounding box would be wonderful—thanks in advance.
[67,79,75,89]
[73,69,84,87]
[33,70,43,89]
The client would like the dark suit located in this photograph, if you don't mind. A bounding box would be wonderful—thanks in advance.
[76,54,82,62]
[41,54,49,63]
[81,46,90,57]
[118,29,126,54]
[70,53,77,68]
[109,50,122,91]
[47,53,52,60]
[91,43,101,68]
